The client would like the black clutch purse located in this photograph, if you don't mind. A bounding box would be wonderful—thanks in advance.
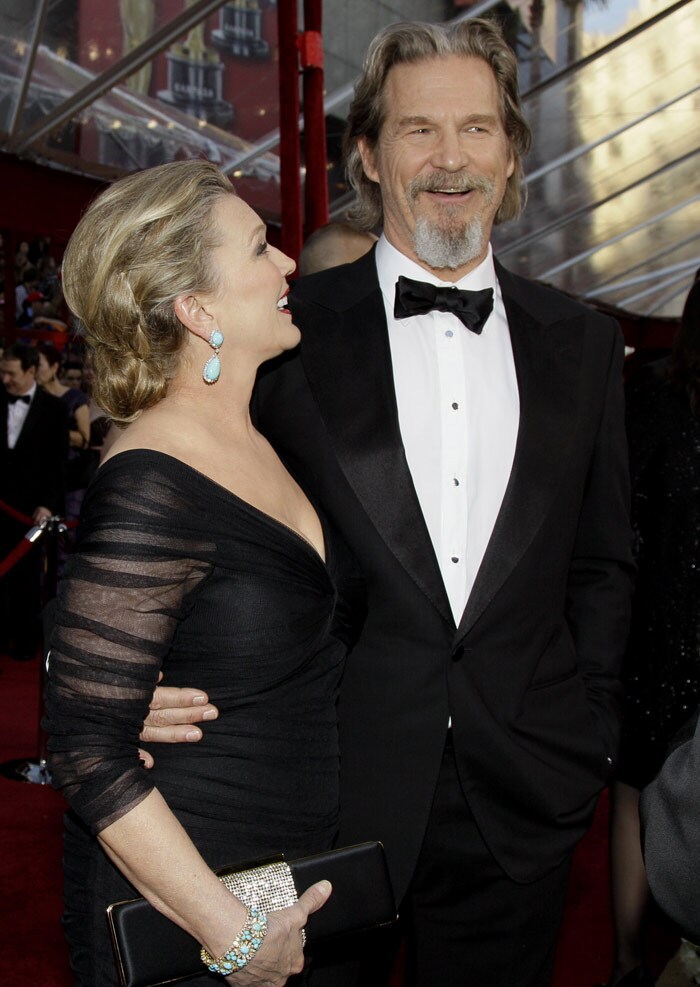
[106,841,397,987]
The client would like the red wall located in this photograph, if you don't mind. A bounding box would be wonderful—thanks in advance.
[0,152,104,244]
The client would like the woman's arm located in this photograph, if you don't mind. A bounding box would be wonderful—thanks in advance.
[69,401,91,449]
[45,461,329,983]
[99,788,330,985]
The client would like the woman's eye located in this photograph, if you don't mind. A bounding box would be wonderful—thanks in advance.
[257,241,269,256]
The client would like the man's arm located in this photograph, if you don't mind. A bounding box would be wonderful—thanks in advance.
[140,678,219,752]
[565,324,635,759]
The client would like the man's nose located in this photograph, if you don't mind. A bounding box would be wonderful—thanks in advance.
[430,130,466,171]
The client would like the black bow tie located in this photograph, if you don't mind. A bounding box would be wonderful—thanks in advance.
[394,276,494,334]
[7,393,31,405]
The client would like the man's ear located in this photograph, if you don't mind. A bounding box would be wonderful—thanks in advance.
[173,294,216,341]
[357,137,380,184]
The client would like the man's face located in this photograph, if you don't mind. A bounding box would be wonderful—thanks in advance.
[1,358,36,396]
[358,55,515,280]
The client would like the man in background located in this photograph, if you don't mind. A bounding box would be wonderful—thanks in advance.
[297,221,377,277]
[0,343,67,660]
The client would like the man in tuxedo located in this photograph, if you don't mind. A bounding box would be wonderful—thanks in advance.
[142,18,634,986]
[1,342,68,659]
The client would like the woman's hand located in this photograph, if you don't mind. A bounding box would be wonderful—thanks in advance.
[224,881,332,986]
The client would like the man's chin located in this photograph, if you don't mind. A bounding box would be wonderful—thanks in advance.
[413,219,486,271]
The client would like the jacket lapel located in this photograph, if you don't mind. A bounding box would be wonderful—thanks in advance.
[455,263,585,640]
[297,253,453,626]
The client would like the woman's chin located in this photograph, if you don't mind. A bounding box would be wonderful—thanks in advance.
[280,323,302,349]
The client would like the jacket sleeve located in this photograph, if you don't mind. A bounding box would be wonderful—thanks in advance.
[565,323,635,760]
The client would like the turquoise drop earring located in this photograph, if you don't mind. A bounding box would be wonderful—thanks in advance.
[203,328,224,384]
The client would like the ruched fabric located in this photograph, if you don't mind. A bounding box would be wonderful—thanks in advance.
[44,449,353,985]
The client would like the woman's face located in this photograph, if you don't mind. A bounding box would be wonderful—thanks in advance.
[37,352,58,385]
[202,195,299,361]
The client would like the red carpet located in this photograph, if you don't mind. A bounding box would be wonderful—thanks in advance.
[0,652,679,987]
[0,655,71,986]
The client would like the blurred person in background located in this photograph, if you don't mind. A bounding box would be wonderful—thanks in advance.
[297,222,378,277]
[37,343,95,525]
[602,275,700,987]
[61,361,84,390]
[0,342,67,660]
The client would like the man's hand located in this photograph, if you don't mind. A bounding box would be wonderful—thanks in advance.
[138,676,219,768]
[33,506,52,523]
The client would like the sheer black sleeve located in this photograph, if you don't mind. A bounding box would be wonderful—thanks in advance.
[44,455,214,834]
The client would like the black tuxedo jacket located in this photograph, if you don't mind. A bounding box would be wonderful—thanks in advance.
[256,248,634,900]
[0,387,68,518]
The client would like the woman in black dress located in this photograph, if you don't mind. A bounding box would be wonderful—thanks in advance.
[602,277,700,987]
[44,160,358,986]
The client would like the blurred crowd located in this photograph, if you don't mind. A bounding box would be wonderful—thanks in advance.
[13,235,68,332]
[0,337,111,662]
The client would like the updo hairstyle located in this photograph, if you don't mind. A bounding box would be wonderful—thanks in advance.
[61,159,235,425]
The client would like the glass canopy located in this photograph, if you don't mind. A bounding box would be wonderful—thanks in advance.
[0,0,697,316]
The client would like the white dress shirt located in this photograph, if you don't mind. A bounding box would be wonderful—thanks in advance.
[7,382,36,449]
[377,236,519,624]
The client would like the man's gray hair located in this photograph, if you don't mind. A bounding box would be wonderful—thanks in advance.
[343,18,532,231]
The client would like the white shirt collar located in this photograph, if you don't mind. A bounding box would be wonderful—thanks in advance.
[8,381,37,403]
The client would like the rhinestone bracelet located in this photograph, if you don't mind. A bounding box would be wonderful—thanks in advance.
[200,905,268,976]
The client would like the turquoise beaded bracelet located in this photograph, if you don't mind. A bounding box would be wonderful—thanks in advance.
[200,905,268,976]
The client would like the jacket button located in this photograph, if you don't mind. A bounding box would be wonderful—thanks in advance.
[452,645,465,662]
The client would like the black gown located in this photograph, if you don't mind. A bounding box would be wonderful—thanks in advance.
[617,361,700,789]
[44,450,358,985]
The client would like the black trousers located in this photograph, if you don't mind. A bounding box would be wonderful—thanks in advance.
[310,735,573,987]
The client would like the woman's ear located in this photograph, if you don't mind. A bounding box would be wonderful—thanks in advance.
[173,293,216,341]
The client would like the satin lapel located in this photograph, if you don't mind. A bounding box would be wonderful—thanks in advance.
[455,267,585,640]
[299,264,453,626]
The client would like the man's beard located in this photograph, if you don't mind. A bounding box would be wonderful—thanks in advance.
[413,215,485,271]
[407,172,496,271]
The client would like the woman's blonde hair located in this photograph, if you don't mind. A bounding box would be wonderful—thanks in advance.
[61,159,235,425]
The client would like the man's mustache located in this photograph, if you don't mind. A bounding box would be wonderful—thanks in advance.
[407,172,495,200]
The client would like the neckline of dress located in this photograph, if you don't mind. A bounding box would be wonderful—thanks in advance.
[98,448,328,567]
